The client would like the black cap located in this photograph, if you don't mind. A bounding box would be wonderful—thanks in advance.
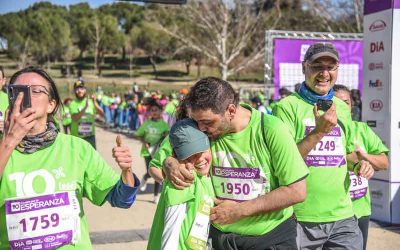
[74,80,85,89]
[304,42,339,63]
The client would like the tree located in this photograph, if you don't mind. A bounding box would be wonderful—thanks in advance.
[130,22,171,79]
[153,0,282,80]
[88,14,124,76]
[69,3,94,59]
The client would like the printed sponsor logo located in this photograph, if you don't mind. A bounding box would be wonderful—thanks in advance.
[369,79,383,88]
[368,62,384,71]
[44,236,56,243]
[370,99,383,111]
[370,41,384,53]
[371,189,383,199]
[367,120,377,127]
[11,202,21,212]
[369,20,386,32]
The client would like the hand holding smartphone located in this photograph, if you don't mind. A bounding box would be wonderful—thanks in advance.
[7,85,32,113]
[316,99,333,112]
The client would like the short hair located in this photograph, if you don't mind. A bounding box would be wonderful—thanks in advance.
[148,99,162,110]
[279,87,292,97]
[185,77,239,114]
[333,84,350,94]
[9,66,62,116]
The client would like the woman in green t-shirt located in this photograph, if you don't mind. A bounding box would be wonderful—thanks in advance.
[0,66,140,250]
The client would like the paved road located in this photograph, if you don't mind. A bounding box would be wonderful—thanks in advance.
[85,127,400,250]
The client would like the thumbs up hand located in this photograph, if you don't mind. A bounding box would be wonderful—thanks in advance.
[112,135,133,172]
[113,135,135,187]
[353,147,374,180]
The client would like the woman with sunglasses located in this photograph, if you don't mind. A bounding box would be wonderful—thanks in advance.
[0,66,140,250]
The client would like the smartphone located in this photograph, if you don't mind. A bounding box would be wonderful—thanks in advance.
[8,85,32,112]
[316,99,333,112]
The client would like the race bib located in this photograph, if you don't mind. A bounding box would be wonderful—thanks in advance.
[78,122,93,137]
[187,196,213,250]
[212,167,267,202]
[5,192,81,250]
[304,126,346,167]
[349,171,368,199]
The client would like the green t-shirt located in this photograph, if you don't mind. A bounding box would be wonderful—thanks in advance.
[165,99,179,115]
[350,121,389,218]
[0,133,119,249]
[135,119,169,157]
[148,175,215,250]
[273,93,355,222]
[149,137,173,169]
[69,99,96,138]
[211,104,309,235]
[62,105,72,126]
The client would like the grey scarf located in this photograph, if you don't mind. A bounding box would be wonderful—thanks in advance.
[16,122,59,154]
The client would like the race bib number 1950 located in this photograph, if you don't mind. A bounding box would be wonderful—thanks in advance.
[5,192,81,250]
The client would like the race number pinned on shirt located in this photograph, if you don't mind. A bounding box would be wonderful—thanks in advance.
[78,122,93,137]
[187,196,213,250]
[5,192,81,250]
[212,167,268,202]
[304,126,346,167]
[349,171,368,199]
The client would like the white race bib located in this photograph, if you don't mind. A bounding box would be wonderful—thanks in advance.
[78,122,93,136]
[349,171,368,199]
[212,167,267,202]
[187,196,213,250]
[5,192,81,250]
[304,126,346,167]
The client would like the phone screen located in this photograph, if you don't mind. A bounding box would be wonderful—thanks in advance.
[8,85,32,112]
[316,99,333,112]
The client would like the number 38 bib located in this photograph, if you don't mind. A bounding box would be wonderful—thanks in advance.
[212,167,268,202]
[5,192,81,250]
[349,171,368,199]
[304,126,346,167]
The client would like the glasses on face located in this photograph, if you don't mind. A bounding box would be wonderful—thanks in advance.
[30,85,52,97]
[308,63,339,73]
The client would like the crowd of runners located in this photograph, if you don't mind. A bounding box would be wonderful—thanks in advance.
[0,42,389,250]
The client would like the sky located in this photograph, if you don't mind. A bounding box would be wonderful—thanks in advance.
[0,0,135,14]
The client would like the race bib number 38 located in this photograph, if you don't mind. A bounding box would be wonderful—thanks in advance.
[5,192,81,250]
[212,167,267,202]
[304,126,346,167]
[349,171,368,200]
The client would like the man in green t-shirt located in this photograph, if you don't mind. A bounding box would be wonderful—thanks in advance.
[163,77,309,249]
[70,80,104,149]
[334,84,389,250]
[148,118,214,250]
[273,42,374,249]
[0,66,8,137]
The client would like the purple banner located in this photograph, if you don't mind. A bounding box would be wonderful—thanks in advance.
[395,0,400,8]
[213,167,260,179]
[364,0,394,15]
[6,193,70,215]
[273,39,363,99]
[9,230,73,250]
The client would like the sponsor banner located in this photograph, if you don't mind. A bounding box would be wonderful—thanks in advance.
[369,180,391,223]
[273,39,362,99]
[391,183,400,223]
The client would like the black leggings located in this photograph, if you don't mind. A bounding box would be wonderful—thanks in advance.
[358,215,370,250]
[144,156,161,196]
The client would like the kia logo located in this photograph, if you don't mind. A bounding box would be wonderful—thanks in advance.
[369,20,386,32]
[370,41,384,53]
[370,100,383,111]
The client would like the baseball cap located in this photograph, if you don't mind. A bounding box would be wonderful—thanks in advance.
[169,118,210,161]
[250,96,261,104]
[303,42,339,63]
[74,80,85,89]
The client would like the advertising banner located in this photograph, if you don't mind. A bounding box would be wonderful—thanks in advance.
[273,39,363,99]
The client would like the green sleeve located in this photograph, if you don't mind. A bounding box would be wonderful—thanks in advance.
[361,122,389,155]
[164,180,195,206]
[264,116,309,185]
[82,141,120,206]
[69,102,79,115]
[272,103,296,139]
[150,137,173,169]
[135,121,146,137]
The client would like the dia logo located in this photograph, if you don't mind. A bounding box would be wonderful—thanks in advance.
[370,41,384,53]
